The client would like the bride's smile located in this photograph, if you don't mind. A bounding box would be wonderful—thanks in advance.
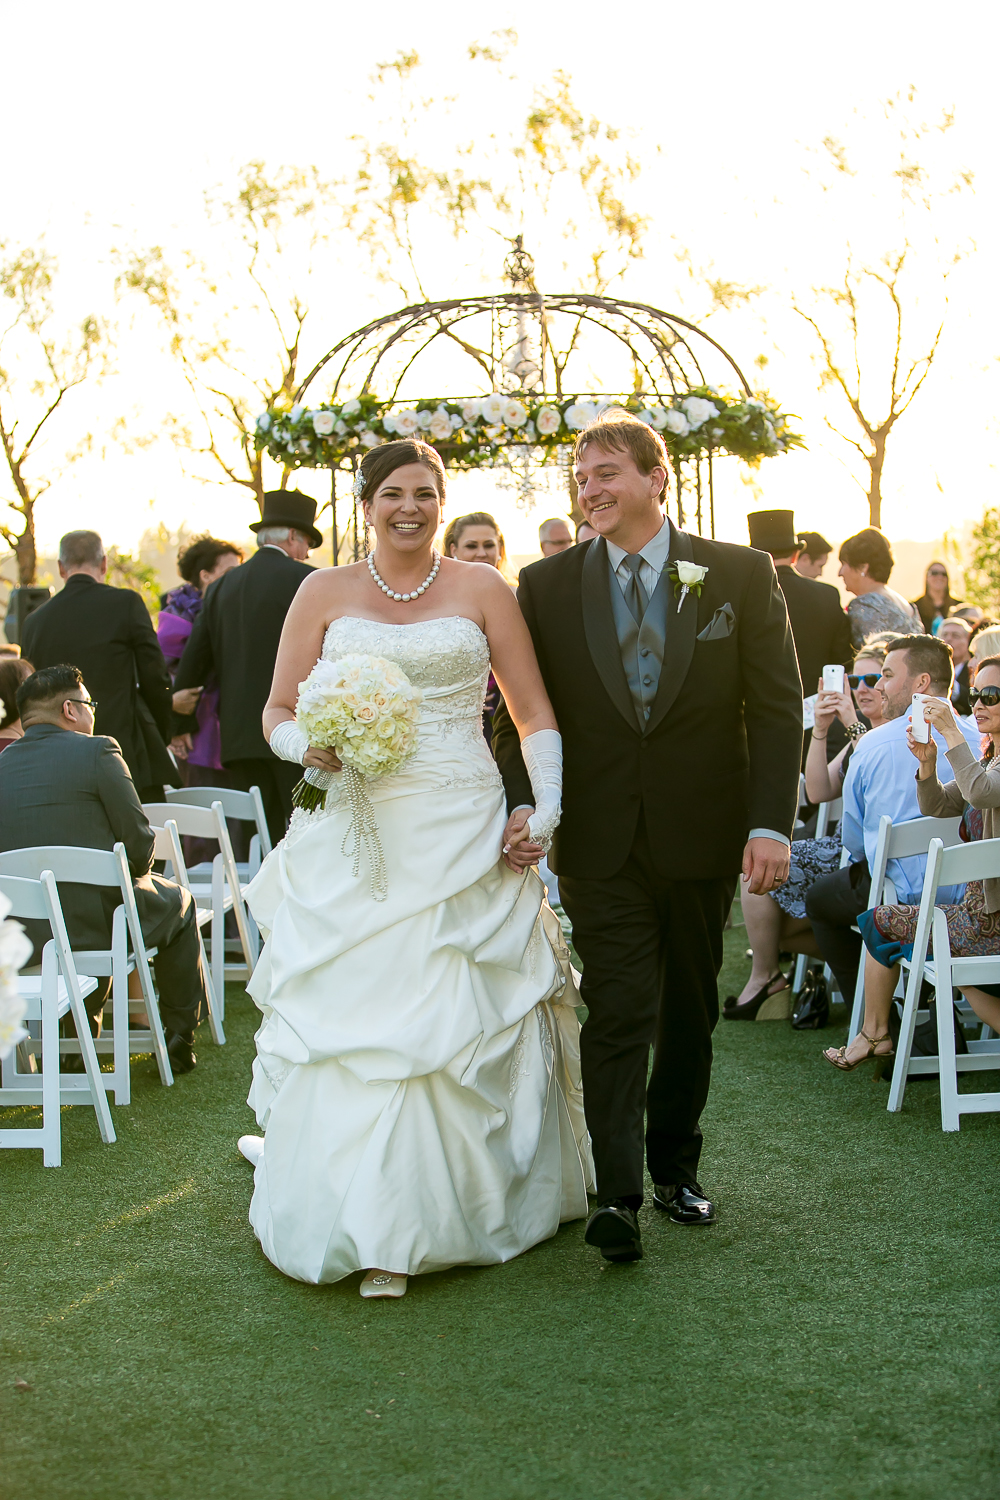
[367,462,442,560]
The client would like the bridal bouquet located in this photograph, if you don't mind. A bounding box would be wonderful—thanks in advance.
[291,654,423,900]
[0,891,31,1061]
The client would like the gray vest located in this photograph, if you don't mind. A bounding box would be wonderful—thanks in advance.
[607,555,671,730]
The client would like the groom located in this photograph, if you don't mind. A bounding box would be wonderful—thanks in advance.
[493,414,802,1263]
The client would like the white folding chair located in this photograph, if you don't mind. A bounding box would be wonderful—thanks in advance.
[142,801,253,1021]
[0,844,173,1102]
[0,871,116,1164]
[848,814,963,1037]
[151,820,225,1047]
[162,785,271,961]
[886,836,1000,1125]
[790,797,844,997]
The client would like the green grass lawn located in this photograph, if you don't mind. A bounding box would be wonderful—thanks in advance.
[1,929,997,1500]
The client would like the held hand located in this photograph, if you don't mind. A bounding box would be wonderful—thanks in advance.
[741,836,790,896]
[906,725,938,774]
[172,686,203,715]
[812,686,842,733]
[168,734,192,760]
[502,808,544,872]
[304,745,343,773]
[922,696,964,746]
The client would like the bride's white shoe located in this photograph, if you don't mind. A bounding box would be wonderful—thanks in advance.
[360,1271,408,1299]
[238,1135,264,1166]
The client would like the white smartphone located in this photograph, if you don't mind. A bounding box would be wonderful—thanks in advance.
[822,664,845,694]
[911,693,931,743]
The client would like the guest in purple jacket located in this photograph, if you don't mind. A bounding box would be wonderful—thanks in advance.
[158,535,243,790]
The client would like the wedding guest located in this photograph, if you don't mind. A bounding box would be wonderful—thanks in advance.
[158,535,243,783]
[971,622,1000,661]
[795,531,833,581]
[726,640,888,1017]
[172,492,318,843]
[0,664,210,1073]
[575,519,599,544]
[938,616,973,715]
[826,663,1000,1073]
[805,635,979,1007]
[748,510,850,697]
[953,604,985,626]
[838,529,923,648]
[912,560,961,635]
[20,530,176,799]
[443,511,509,742]
[538,517,573,556]
[0,655,33,753]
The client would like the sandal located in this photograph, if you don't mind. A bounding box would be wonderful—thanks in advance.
[823,1027,894,1077]
[723,972,789,1021]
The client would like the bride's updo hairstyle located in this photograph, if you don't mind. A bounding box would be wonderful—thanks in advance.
[357,439,447,508]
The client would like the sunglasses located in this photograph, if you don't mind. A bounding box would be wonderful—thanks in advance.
[969,687,1000,709]
[928,570,948,579]
[848,674,881,690]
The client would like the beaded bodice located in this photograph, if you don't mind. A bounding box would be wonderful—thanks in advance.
[321,615,491,730]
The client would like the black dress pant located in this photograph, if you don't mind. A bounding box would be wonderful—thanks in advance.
[559,814,736,1204]
[804,860,871,1006]
[227,758,302,846]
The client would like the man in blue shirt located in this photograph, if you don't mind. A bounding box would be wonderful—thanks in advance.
[806,635,979,1003]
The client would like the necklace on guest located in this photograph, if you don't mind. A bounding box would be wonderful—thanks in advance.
[368,549,441,603]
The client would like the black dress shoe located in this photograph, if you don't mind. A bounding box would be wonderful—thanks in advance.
[166,1031,197,1074]
[584,1201,643,1262]
[652,1182,716,1225]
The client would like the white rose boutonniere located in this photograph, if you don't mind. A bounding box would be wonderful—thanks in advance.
[668,559,709,614]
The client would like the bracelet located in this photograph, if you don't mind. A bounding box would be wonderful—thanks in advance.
[811,732,827,742]
[847,722,868,743]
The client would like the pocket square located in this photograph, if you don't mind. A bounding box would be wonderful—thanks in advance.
[697,603,735,642]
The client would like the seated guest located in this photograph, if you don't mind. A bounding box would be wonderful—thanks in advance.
[911,560,961,635]
[0,664,210,1073]
[838,529,923,648]
[0,656,33,752]
[794,531,833,581]
[804,636,980,1008]
[825,663,1000,1071]
[537,516,573,556]
[726,640,887,1017]
[938,616,973,715]
[971,621,1000,661]
[575,518,599,544]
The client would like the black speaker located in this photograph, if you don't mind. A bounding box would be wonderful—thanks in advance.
[4,585,52,645]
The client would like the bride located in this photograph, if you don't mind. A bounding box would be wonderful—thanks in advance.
[238,438,593,1297]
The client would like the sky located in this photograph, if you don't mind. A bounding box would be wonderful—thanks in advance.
[2,0,998,582]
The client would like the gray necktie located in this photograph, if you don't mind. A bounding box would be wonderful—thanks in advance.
[621,554,649,626]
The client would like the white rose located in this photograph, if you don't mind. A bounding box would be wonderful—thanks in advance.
[675,561,709,586]
[637,408,655,425]
[503,399,528,428]
[360,429,380,447]
[417,409,432,430]
[462,398,482,423]
[449,413,463,430]
[663,410,690,436]
[393,409,420,435]
[382,414,397,434]
[648,406,668,430]
[564,400,599,431]
[535,405,561,435]
[681,396,719,430]
[289,404,304,423]
[342,398,361,416]
[311,410,336,436]
[481,392,507,423]
[428,411,452,441]
[334,419,348,436]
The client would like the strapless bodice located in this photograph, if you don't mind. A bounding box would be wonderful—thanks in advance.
[321,615,491,729]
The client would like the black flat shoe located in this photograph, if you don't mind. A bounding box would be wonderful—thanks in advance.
[723,972,788,1021]
[584,1201,643,1262]
[653,1182,716,1225]
[166,1031,197,1074]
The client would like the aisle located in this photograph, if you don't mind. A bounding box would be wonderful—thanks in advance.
[1,930,997,1500]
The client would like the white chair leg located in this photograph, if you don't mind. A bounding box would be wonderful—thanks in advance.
[111,933,131,1106]
[791,953,808,996]
[41,967,61,1167]
[200,928,226,1046]
[849,951,866,1037]
[61,958,117,1147]
[887,965,923,1114]
[938,990,961,1132]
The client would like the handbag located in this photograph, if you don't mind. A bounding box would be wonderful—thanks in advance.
[791,968,830,1030]
[881,993,968,1082]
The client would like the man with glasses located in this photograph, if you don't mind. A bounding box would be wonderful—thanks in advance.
[0,664,209,1073]
[938,616,973,716]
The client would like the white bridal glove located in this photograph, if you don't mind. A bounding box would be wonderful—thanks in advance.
[520,729,562,852]
[269,720,308,765]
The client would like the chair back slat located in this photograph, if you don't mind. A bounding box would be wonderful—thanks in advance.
[937,835,1000,886]
[0,872,51,921]
[886,815,963,859]
[0,845,121,885]
[142,802,218,838]
[165,787,253,820]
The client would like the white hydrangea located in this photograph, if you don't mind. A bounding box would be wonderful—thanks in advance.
[289,404,304,423]
[637,408,655,425]
[256,413,271,433]
[663,410,690,436]
[681,396,719,429]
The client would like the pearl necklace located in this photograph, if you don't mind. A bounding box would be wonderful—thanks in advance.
[367,548,441,602]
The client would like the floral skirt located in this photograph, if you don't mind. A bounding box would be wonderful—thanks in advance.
[870,879,1000,958]
[771,835,842,920]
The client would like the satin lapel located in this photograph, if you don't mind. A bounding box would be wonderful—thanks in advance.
[581,537,640,733]
[645,523,698,737]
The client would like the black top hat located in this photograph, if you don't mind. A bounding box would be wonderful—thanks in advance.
[747,509,797,556]
[250,490,323,551]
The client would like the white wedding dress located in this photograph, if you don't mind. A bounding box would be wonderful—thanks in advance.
[243,615,593,1284]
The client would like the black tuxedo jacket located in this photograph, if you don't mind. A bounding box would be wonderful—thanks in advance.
[952,660,972,716]
[0,724,181,951]
[775,565,852,694]
[20,575,175,789]
[172,546,314,763]
[493,525,804,881]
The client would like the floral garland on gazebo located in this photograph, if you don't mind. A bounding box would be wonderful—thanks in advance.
[255,386,803,474]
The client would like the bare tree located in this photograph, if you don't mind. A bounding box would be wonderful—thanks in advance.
[116,162,337,511]
[0,244,107,584]
[793,92,973,529]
